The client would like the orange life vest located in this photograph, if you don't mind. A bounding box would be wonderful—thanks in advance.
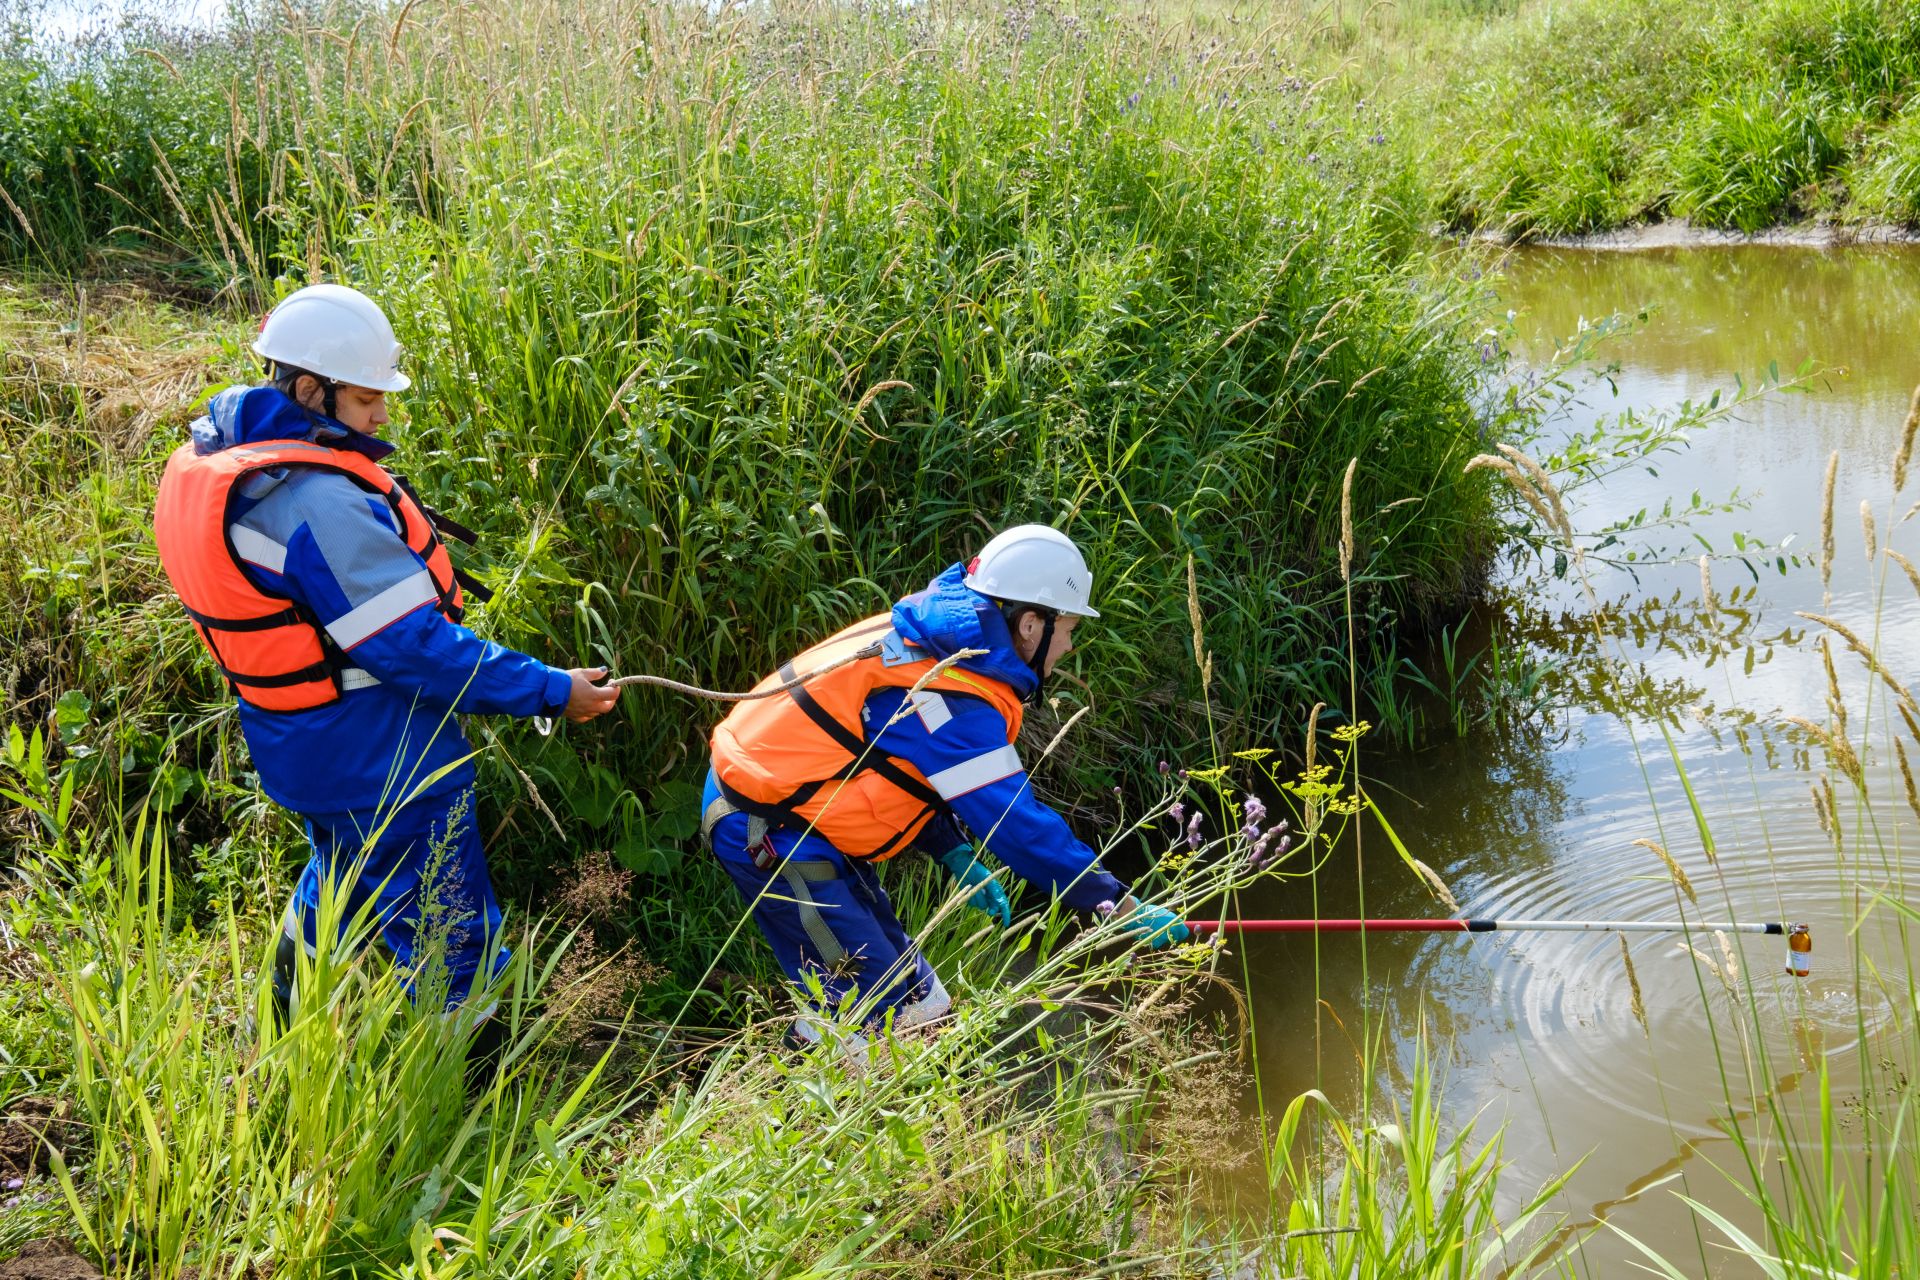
[711,613,1027,860]
[153,438,467,713]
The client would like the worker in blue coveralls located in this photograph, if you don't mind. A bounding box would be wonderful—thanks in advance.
[153,284,620,1063]
[704,525,1189,1045]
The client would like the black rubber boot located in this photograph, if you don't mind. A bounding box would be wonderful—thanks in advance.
[269,930,299,1038]
[464,1016,510,1094]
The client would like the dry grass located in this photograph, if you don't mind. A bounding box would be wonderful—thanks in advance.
[1894,382,1920,493]
[1634,837,1696,907]
[0,280,246,730]
[1820,449,1839,604]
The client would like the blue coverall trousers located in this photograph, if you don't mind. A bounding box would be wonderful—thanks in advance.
[703,774,947,1035]
[275,784,510,1015]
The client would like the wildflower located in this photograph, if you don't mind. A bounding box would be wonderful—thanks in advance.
[1369,131,1386,146]
[1158,760,1171,775]
[1095,899,1117,918]
[1240,821,1261,842]
[1169,801,1186,823]
[1307,152,1319,164]
[1185,810,1204,850]
[1126,91,1141,109]
[3,1178,20,1191]
[1112,785,1124,799]
[1243,795,1268,826]
[1251,831,1292,870]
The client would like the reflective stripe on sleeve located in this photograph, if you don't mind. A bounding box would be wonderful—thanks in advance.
[912,690,953,733]
[339,668,381,691]
[926,743,1024,800]
[325,569,440,649]
[230,525,288,574]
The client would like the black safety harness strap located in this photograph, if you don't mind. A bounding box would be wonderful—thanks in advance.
[777,659,946,810]
[181,602,303,632]
[388,473,496,605]
[711,625,942,860]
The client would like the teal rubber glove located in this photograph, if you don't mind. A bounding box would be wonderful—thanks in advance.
[1118,899,1190,948]
[935,845,1012,928]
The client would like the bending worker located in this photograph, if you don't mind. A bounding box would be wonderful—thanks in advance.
[154,283,620,1045]
[704,524,1188,1041]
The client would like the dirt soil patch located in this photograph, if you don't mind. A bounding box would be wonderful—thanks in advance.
[0,1239,102,1280]
[0,1099,77,1179]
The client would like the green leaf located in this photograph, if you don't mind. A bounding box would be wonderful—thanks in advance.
[53,689,91,744]
[147,762,198,812]
[615,826,680,876]
[649,779,702,841]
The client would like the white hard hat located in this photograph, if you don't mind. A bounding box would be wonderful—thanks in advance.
[963,524,1100,618]
[253,283,411,393]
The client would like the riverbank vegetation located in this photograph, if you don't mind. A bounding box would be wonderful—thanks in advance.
[1,0,1538,1272]
[1411,0,1920,234]
[0,0,1514,920]
[4,0,1918,1275]
[1146,0,1920,236]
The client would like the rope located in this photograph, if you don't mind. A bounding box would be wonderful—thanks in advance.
[603,641,882,700]
[531,641,883,734]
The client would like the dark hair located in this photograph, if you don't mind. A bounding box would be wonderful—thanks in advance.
[999,601,1059,705]
[270,362,340,422]
[999,601,1057,633]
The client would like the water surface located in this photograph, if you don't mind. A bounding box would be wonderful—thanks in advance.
[1229,245,1920,1275]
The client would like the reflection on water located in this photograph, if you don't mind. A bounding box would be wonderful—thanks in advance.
[1229,245,1920,1274]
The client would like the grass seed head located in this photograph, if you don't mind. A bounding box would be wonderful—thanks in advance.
[1886,547,1920,604]
[1809,778,1833,836]
[1340,456,1358,584]
[1185,553,1207,678]
[1410,858,1460,912]
[1861,500,1877,561]
[1820,449,1839,603]
[1897,738,1920,825]
[1466,454,1561,541]
[1496,443,1573,543]
[1895,381,1920,492]
[1821,635,1847,741]
[1619,936,1647,1037]
[1714,929,1740,986]
[1677,941,1723,982]
[1633,837,1696,906]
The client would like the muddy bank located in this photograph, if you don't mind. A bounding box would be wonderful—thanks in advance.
[0,1240,102,1280]
[0,1099,78,1179]
[1471,219,1920,251]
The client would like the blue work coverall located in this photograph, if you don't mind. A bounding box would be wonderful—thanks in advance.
[704,565,1129,1032]
[192,385,574,1008]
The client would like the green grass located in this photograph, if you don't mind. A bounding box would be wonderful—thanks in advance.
[0,0,1510,905]
[0,3,1557,1272]
[5,1,1916,1276]
[1393,0,1920,234]
[0,672,1576,1279]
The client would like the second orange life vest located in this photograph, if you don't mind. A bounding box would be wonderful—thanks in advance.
[710,613,1026,859]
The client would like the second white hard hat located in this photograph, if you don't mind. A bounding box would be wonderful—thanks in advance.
[253,283,411,393]
[963,524,1100,618]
